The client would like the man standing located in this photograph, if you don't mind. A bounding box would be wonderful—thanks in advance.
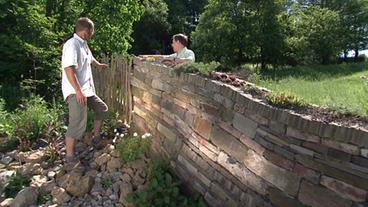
[61,17,108,165]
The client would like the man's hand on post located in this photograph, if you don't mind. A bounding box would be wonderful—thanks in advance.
[97,63,108,69]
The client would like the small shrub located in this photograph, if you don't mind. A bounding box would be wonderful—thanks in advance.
[37,190,51,205]
[4,173,31,198]
[174,61,220,76]
[5,95,65,151]
[103,111,123,137]
[101,176,113,189]
[116,134,150,162]
[266,92,306,109]
[127,160,207,207]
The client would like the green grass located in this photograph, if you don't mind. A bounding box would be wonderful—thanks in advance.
[256,62,368,116]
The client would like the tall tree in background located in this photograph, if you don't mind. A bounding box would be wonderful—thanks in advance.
[286,6,344,64]
[130,0,171,55]
[0,0,143,103]
[192,0,286,69]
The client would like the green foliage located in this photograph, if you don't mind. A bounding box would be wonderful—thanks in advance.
[116,135,151,162]
[174,61,220,76]
[0,0,60,101]
[101,176,113,189]
[82,0,144,54]
[259,64,368,116]
[286,6,344,64]
[266,91,306,109]
[4,173,31,198]
[192,0,286,68]
[131,0,171,55]
[127,160,207,207]
[0,95,65,151]
[37,190,51,205]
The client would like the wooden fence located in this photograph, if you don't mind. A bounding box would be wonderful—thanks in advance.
[92,54,133,124]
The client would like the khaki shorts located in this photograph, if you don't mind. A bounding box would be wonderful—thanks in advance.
[65,94,108,140]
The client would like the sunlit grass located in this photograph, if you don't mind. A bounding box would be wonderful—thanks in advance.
[256,62,368,116]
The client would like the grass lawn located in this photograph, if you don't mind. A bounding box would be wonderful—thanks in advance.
[256,62,368,116]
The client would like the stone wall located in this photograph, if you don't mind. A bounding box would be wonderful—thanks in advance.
[131,58,368,207]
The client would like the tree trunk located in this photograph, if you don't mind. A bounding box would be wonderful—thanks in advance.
[354,48,359,60]
[46,0,54,17]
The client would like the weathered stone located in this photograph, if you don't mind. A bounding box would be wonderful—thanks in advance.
[11,187,38,207]
[66,175,94,197]
[40,180,56,193]
[263,150,294,170]
[209,182,238,207]
[322,139,360,155]
[18,150,44,163]
[243,149,300,196]
[256,128,288,147]
[232,113,258,139]
[361,148,368,158]
[210,126,249,163]
[298,180,352,207]
[327,148,351,162]
[286,127,320,143]
[119,182,133,205]
[0,170,16,194]
[217,151,268,195]
[157,122,176,142]
[269,120,286,135]
[106,158,122,172]
[289,144,314,156]
[320,175,367,202]
[269,187,304,207]
[1,155,13,165]
[193,116,212,140]
[292,163,320,184]
[51,187,71,204]
[302,141,328,155]
[95,153,111,166]
[30,175,48,188]
[296,155,368,189]
[352,156,368,168]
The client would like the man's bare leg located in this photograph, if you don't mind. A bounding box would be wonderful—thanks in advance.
[93,119,102,137]
[65,136,75,159]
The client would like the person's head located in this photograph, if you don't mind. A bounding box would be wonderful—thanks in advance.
[171,34,188,53]
[75,17,94,41]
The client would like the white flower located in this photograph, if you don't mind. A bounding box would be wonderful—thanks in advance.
[114,129,117,133]
[142,133,152,139]
[133,132,138,137]
[120,134,125,138]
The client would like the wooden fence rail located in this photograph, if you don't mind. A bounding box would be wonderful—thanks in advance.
[92,54,133,124]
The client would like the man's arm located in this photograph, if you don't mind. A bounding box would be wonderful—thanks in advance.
[64,66,87,106]
[92,56,108,69]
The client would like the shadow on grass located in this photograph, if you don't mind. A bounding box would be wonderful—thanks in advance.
[261,62,368,81]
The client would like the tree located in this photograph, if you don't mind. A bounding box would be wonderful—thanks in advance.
[81,0,144,54]
[286,6,344,64]
[192,0,286,69]
[130,0,171,55]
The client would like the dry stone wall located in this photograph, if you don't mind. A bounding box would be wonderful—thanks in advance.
[131,58,368,207]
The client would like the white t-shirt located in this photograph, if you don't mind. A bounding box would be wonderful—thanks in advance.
[61,33,96,100]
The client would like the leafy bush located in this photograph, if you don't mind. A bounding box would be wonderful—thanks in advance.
[266,92,306,109]
[127,160,207,207]
[116,134,150,162]
[174,61,220,76]
[0,95,65,151]
[4,173,31,198]
[101,176,113,189]
[37,190,51,205]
